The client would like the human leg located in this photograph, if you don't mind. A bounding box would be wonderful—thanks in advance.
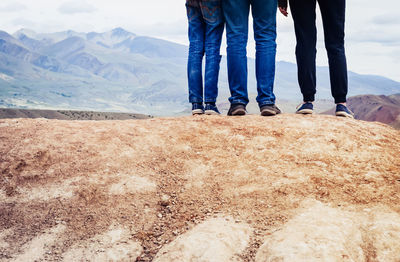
[318,0,348,104]
[251,0,278,107]
[289,0,318,103]
[201,0,225,104]
[222,0,250,106]
[187,4,206,104]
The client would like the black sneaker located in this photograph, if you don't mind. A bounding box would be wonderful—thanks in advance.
[296,102,314,115]
[260,104,281,116]
[335,104,354,118]
[228,104,247,116]
[192,103,204,115]
[205,103,221,115]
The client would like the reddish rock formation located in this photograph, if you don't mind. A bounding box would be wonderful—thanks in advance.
[323,94,400,128]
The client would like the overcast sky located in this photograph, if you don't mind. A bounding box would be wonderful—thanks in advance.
[1,0,399,81]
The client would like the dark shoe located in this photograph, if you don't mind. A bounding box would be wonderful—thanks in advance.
[192,103,204,115]
[205,103,221,115]
[335,104,354,118]
[296,102,314,115]
[228,104,246,116]
[260,105,281,116]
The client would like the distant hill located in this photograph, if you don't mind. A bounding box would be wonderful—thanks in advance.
[323,94,400,128]
[1,28,400,115]
[0,108,152,120]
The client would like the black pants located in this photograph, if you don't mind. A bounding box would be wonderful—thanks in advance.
[289,0,348,103]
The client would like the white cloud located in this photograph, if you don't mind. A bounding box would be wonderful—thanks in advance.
[58,1,96,14]
[11,17,36,27]
[372,15,400,25]
[351,30,400,45]
[0,2,27,12]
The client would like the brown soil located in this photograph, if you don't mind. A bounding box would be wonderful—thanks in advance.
[0,114,399,261]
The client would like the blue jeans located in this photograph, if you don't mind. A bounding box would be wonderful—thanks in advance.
[186,1,225,104]
[222,0,277,107]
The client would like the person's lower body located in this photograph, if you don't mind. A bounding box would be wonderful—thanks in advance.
[186,2,224,114]
[222,0,278,114]
[289,0,348,105]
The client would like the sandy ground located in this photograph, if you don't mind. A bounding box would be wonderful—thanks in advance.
[0,114,400,261]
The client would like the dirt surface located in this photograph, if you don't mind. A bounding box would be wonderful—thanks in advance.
[0,114,400,261]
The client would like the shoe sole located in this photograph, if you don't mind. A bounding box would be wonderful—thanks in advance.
[296,109,313,115]
[336,111,354,119]
[229,108,246,116]
[192,109,204,115]
[205,110,220,115]
[261,109,277,116]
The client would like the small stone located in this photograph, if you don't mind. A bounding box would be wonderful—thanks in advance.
[160,194,170,206]
[158,213,163,219]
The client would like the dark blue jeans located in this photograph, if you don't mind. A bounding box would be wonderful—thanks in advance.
[186,1,224,104]
[222,0,277,107]
[289,0,348,104]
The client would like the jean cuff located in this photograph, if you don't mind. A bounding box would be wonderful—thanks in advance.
[189,99,203,104]
[230,99,248,106]
[204,98,217,103]
[258,101,276,107]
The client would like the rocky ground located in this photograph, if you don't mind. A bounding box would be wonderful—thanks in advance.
[0,114,399,261]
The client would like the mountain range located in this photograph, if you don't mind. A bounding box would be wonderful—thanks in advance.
[1,28,400,115]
